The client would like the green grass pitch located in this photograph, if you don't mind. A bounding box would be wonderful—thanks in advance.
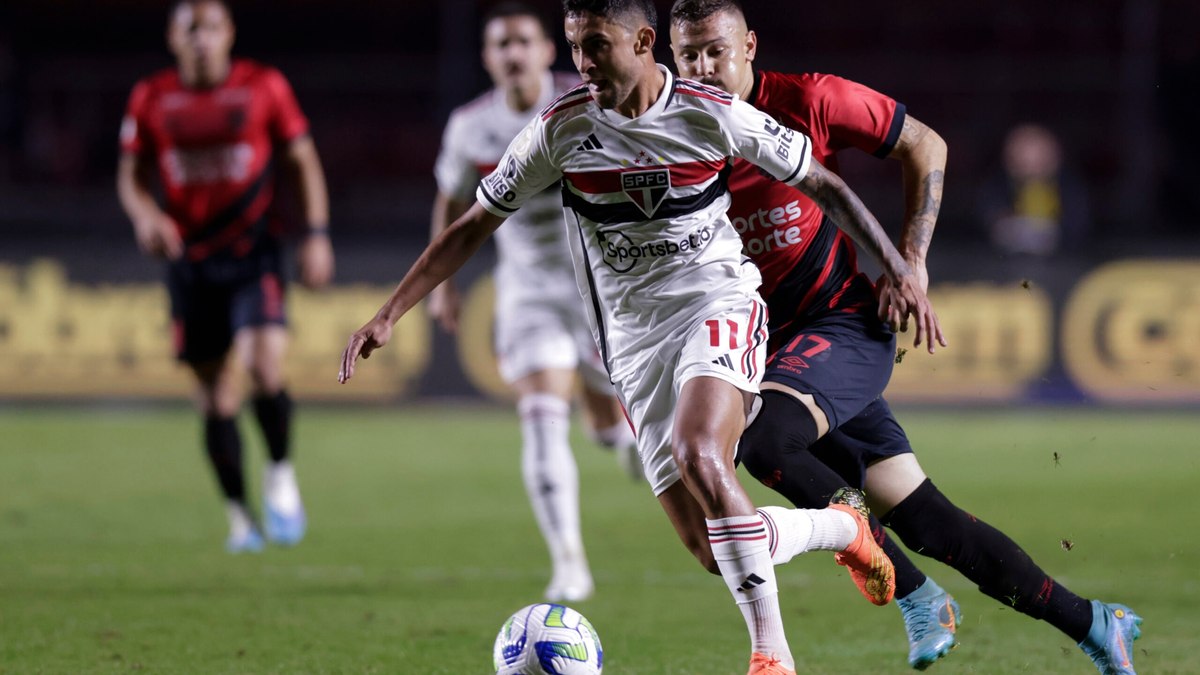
[1,405,1195,674]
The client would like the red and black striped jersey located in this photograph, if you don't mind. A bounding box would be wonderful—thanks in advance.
[120,59,309,260]
[731,71,905,340]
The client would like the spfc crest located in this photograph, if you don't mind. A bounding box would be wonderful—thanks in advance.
[621,168,670,218]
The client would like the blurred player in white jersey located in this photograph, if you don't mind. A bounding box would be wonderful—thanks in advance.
[429,2,639,603]
[341,2,942,673]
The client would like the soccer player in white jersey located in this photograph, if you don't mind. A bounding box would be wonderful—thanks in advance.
[340,1,942,673]
[429,2,640,603]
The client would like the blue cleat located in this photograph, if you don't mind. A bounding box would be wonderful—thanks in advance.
[225,526,265,554]
[1079,600,1142,675]
[896,579,960,670]
[263,462,307,546]
[264,499,306,546]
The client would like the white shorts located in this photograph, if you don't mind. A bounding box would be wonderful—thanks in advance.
[494,284,612,393]
[614,294,769,496]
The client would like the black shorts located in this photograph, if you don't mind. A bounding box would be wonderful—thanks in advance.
[809,396,914,488]
[764,307,896,430]
[167,242,288,364]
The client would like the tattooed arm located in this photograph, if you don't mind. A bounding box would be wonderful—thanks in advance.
[796,161,945,351]
[887,114,947,291]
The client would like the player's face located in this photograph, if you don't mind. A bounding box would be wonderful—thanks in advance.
[564,12,651,110]
[482,16,554,92]
[168,1,234,83]
[670,11,756,97]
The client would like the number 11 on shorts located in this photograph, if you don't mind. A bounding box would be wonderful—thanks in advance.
[706,319,740,349]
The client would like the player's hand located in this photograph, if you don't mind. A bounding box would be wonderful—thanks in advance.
[427,281,461,334]
[298,231,335,289]
[338,316,393,384]
[875,260,930,333]
[877,273,946,354]
[133,213,183,261]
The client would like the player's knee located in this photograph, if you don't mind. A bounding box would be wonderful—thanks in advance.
[672,441,730,501]
[739,390,819,480]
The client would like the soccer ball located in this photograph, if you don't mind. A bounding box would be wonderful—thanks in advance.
[493,603,603,675]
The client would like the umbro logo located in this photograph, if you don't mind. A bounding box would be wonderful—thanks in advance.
[737,573,766,592]
[576,133,604,152]
[712,354,735,370]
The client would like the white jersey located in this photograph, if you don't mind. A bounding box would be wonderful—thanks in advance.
[477,65,812,383]
[435,71,581,297]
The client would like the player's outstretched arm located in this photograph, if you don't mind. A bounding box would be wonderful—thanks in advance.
[338,202,505,383]
[796,161,946,353]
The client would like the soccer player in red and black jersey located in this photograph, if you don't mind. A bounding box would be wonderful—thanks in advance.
[669,2,1141,673]
[116,0,334,553]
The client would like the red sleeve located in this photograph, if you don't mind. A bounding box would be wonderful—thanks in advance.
[119,80,153,156]
[810,74,905,158]
[262,67,310,143]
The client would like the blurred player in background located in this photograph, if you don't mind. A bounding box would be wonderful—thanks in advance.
[670,2,1141,673]
[116,0,334,553]
[339,1,948,672]
[428,1,640,603]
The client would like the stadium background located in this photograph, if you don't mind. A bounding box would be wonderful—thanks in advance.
[1,0,1198,406]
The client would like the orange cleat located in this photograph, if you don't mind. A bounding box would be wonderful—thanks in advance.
[829,487,896,606]
[748,652,796,675]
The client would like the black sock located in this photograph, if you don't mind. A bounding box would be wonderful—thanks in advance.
[740,391,929,597]
[883,478,1094,642]
[874,517,928,599]
[204,415,245,502]
[252,390,293,463]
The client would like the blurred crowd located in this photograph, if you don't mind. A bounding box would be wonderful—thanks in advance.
[0,1,1197,250]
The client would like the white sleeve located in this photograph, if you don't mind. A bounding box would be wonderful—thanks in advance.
[723,98,812,188]
[432,113,477,201]
[475,116,560,218]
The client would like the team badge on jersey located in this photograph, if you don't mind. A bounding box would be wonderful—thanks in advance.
[621,168,670,218]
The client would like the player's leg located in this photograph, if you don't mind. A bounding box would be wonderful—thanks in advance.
[868,452,1141,672]
[236,323,305,546]
[495,287,594,601]
[190,352,262,553]
[820,401,958,669]
[510,367,593,602]
[663,374,797,672]
[233,259,305,546]
[738,314,901,604]
[171,263,262,553]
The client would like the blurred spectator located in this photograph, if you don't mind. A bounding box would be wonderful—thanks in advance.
[977,123,1091,257]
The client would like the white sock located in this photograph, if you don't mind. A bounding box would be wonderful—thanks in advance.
[758,506,858,565]
[226,501,255,538]
[264,460,302,515]
[518,394,588,578]
[708,514,793,668]
[590,420,636,450]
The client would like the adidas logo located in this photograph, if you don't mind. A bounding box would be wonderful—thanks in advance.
[711,353,734,370]
[737,573,766,592]
[576,133,604,152]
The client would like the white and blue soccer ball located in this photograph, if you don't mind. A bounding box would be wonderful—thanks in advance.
[493,603,603,675]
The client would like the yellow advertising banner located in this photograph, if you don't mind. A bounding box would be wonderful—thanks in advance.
[0,260,430,400]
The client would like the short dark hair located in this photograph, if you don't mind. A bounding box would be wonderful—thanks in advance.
[669,0,744,25]
[482,1,553,39]
[168,0,233,24]
[562,0,658,30]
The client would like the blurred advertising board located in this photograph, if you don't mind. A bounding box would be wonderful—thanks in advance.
[1,257,1196,405]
